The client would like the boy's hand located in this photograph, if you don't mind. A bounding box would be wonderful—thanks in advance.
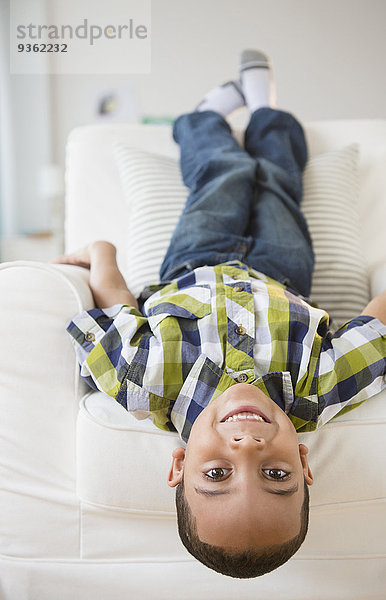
[51,241,117,270]
[53,241,137,309]
[51,245,92,269]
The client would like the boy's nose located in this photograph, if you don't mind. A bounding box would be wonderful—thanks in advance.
[231,434,266,449]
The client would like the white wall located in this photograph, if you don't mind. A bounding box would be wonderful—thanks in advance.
[2,0,385,235]
[0,0,52,236]
[51,0,386,166]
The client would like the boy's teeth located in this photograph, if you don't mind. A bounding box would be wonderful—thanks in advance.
[225,412,265,423]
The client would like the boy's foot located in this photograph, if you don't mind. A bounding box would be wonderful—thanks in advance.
[195,80,245,117]
[239,49,277,112]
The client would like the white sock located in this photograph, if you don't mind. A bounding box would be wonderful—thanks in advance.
[240,49,276,112]
[196,81,245,117]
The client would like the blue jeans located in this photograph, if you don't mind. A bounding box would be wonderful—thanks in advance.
[159,107,314,298]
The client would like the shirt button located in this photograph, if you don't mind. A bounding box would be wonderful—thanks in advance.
[235,325,247,336]
[236,373,248,383]
[233,285,243,292]
[232,275,239,281]
[85,331,95,342]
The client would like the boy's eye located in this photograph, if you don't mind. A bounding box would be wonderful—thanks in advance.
[204,468,231,481]
[263,468,290,480]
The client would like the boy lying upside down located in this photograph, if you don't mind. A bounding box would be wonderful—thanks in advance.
[55,50,386,578]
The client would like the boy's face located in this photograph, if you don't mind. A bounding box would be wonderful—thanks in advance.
[168,383,314,550]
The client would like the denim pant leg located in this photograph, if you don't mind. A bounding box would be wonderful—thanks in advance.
[159,110,257,282]
[242,108,315,298]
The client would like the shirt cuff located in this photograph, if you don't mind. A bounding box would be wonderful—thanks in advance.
[350,314,386,338]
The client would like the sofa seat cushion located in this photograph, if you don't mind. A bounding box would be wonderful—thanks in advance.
[76,388,386,560]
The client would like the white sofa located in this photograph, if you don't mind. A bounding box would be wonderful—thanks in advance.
[0,114,386,599]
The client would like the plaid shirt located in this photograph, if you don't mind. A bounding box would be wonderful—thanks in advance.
[67,261,386,442]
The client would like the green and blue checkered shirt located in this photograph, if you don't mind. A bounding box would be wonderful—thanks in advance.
[67,261,386,442]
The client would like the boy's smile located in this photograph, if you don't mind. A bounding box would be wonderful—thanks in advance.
[168,383,314,550]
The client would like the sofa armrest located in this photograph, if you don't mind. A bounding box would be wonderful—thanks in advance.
[0,261,94,558]
[370,261,386,297]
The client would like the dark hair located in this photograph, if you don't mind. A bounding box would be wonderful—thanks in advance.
[175,476,310,578]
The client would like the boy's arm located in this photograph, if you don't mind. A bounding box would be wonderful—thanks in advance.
[88,241,138,309]
[360,289,386,325]
[53,240,138,309]
[58,241,148,402]
[313,296,386,429]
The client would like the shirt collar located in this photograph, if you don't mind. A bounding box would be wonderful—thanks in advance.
[171,355,294,442]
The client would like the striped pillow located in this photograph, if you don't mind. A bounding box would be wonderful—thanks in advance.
[115,143,370,328]
[302,144,370,328]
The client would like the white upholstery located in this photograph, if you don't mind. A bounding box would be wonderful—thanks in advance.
[1,115,386,599]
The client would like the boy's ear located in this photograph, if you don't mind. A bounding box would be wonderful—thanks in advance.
[167,447,186,487]
[299,443,314,486]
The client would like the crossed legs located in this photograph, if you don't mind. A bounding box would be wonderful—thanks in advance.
[159,51,314,298]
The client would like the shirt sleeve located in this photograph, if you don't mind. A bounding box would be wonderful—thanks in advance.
[66,303,150,400]
[316,315,386,425]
